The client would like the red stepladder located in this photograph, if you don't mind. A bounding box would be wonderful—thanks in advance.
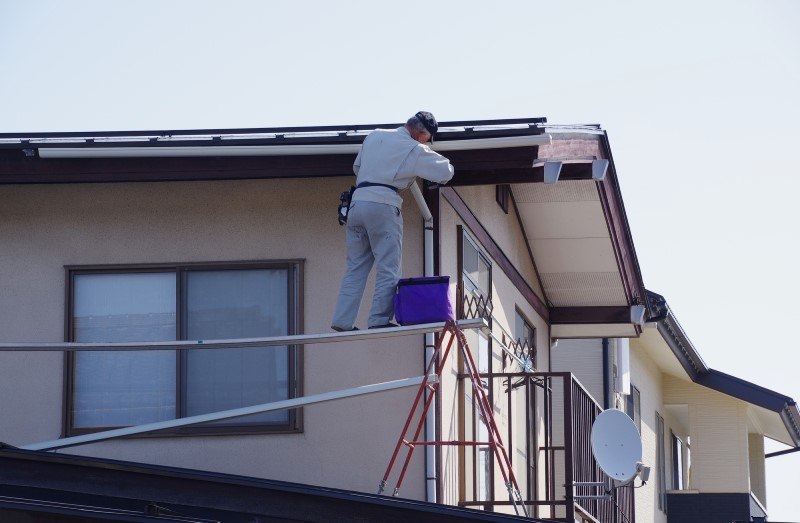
[377,321,529,517]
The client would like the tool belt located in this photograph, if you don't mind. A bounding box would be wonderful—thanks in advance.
[337,182,400,226]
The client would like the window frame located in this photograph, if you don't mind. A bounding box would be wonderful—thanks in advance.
[656,411,667,512]
[64,260,304,438]
[457,227,494,507]
[495,184,511,214]
[626,384,641,434]
[671,432,685,490]
[514,308,537,371]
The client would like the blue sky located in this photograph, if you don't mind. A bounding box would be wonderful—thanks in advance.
[2,0,799,519]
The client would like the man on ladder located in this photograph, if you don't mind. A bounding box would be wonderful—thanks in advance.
[331,111,454,332]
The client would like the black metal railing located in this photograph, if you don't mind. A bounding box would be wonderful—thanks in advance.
[457,371,635,523]
[454,290,634,522]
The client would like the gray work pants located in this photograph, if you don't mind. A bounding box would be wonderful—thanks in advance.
[332,201,403,329]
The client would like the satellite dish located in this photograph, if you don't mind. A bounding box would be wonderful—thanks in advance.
[591,409,643,483]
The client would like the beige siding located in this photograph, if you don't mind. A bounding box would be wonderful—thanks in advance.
[663,375,751,493]
[629,337,668,523]
[551,339,604,403]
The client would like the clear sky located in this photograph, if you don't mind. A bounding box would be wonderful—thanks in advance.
[2,0,799,519]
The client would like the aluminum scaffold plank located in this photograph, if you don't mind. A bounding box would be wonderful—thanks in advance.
[0,319,486,352]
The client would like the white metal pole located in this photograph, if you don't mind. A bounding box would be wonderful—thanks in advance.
[22,375,435,452]
[0,319,485,352]
[409,181,438,503]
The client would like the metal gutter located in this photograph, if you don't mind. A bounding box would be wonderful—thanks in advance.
[0,117,547,141]
[655,311,707,381]
[0,117,549,152]
[35,134,552,158]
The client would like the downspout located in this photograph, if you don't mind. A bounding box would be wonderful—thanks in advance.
[409,182,437,502]
[602,338,611,409]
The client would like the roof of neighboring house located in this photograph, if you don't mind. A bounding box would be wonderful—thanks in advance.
[645,290,800,447]
[0,447,544,523]
[0,117,648,337]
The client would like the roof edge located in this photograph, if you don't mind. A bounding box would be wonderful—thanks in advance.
[647,290,800,446]
[0,448,539,522]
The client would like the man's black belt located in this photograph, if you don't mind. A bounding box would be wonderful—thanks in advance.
[356,182,400,193]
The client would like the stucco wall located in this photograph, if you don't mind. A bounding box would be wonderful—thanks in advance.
[450,185,544,300]
[0,177,431,497]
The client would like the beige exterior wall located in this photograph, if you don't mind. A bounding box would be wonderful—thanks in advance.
[0,180,552,510]
[551,336,688,523]
[628,337,668,523]
[551,339,604,403]
[555,335,761,522]
[663,375,751,493]
[436,186,549,513]
[0,178,433,497]
[549,338,602,517]
[748,433,766,508]
[451,185,545,300]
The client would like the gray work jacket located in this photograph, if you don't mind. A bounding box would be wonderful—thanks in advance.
[351,126,454,209]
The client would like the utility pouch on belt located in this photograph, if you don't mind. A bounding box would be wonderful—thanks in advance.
[337,182,400,226]
[337,186,355,226]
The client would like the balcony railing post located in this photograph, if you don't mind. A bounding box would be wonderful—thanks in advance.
[563,373,575,521]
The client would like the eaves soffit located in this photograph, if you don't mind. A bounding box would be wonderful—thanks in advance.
[519,129,646,328]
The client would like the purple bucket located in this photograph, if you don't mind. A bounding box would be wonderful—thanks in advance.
[394,276,454,325]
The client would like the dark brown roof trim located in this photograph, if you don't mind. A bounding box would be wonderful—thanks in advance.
[0,146,544,186]
[450,162,595,186]
[597,131,647,311]
[550,306,632,324]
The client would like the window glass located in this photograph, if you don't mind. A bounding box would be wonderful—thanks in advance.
[514,310,536,370]
[72,273,176,428]
[656,412,667,512]
[672,434,684,490]
[477,421,490,502]
[626,385,641,434]
[514,313,534,346]
[185,269,289,424]
[69,264,298,433]
[463,236,490,297]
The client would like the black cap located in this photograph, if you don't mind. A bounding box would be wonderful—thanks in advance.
[414,111,438,135]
